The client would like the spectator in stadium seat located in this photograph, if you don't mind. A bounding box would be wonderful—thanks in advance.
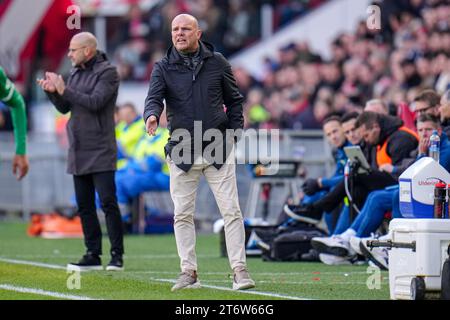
[295,98,333,130]
[143,14,254,291]
[0,67,28,180]
[413,89,441,118]
[245,88,271,129]
[364,99,389,115]
[37,32,124,272]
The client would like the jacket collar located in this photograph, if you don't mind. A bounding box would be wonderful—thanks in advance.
[71,50,107,74]
[166,41,214,65]
[377,115,403,146]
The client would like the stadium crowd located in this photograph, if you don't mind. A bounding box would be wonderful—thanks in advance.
[108,0,327,82]
[241,0,450,129]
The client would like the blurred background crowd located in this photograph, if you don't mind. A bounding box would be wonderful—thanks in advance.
[0,0,449,136]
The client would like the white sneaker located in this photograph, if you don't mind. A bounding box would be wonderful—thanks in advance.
[232,268,255,290]
[311,235,350,257]
[349,235,375,256]
[319,253,354,265]
[171,270,201,292]
[359,239,389,270]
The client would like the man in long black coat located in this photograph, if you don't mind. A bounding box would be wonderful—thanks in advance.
[37,32,124,271]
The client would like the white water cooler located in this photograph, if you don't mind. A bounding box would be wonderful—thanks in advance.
[399,157,450,218]
[370,157,450,299]
[387,218,450,300]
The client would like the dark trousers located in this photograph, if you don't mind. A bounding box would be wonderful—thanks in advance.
[73,171,124,257]
[314,170,397,214]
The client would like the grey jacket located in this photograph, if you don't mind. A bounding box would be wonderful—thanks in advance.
[47,51,119,175]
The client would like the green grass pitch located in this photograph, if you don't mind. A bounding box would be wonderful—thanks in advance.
[0,222,390,300]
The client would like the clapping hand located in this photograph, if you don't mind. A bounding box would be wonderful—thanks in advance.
[36,72,65,95]
[36,72,56,93]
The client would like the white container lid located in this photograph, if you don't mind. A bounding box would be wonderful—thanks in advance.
[389,218,450,233]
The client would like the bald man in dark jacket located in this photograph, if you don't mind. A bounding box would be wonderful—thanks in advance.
[38,32,124,272]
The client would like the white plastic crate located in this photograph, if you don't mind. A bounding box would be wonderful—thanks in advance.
[388,218,450,300]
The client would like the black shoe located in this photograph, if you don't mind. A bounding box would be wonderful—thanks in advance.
[67,254,102,271]
[300,249,320,262]
[256,239,271,252]
[254,228,278,243]
[106,255,124,271]
[283,204,322,225]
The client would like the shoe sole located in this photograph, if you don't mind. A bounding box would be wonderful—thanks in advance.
[283,205,320,225]
[311,239,349,257]
[256,241,270,251]
[349,240,363,256]
[171,281,201,292]
[318,254,353,265]
[233,282,255,290]
[246,249,262,256]
[359,242,388,270]
[66,264,103,272]
[106,266,124,271]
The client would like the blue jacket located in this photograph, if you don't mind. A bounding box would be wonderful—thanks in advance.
[416,132,450,171]
[321,140,352,189]
[440,133,450,171]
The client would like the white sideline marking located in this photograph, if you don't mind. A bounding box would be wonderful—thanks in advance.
[0,284,98,300]
[194,279,388,285]
[0,257,340,300]
[1,257,373,276]
[0,258,66,270]
[0,258,311,300]
[152,278,311,300]
[5,253,214,259]
[134,270,370,275]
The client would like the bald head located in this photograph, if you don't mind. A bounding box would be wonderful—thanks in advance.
[364,99,388,115]
[68,32,98,67]
[72,32,97,50]
[171,14,202,53]
[172,14,199,29]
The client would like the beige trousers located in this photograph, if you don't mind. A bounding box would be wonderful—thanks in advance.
[167,150,247,273]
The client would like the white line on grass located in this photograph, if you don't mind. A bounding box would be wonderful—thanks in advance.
[0,257,66,270]
[0,257,372,277]
[133,270,371,275]
[2,257,360,300]
[151,278,311,300]
[193,279,388,285]
[4,254,215,259]
[0,257,314,300]
[0,284,99,300]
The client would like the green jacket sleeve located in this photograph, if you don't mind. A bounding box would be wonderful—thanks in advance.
[0,67,27,155]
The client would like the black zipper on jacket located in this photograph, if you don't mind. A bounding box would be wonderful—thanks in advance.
[192,61,204,82]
